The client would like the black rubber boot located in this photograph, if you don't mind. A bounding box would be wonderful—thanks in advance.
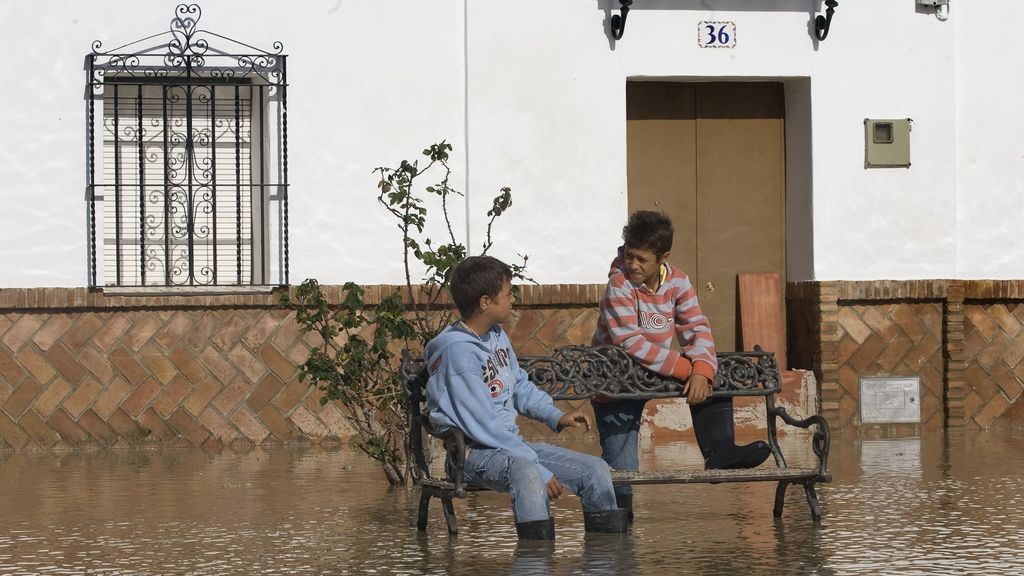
[615,493,634,524]
[515,518,555,540]
[691,397,771,470]
[583,509,629,533]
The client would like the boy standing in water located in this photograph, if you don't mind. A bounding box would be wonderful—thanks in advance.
[426,255,628,539]
[592,211,771,519]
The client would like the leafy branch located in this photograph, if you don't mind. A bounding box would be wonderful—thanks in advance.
[285,141,529,486]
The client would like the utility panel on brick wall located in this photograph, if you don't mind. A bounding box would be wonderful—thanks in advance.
[864,118,912,168]
[860,376,922,423]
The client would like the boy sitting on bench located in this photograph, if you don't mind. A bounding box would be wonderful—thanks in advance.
[425,255,628,540]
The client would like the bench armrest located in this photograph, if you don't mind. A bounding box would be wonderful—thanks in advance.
[766,399,832,482]
[435,425,469,498]
[410,413,470,498]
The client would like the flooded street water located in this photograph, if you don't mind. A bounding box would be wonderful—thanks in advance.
[1,430,1023,575]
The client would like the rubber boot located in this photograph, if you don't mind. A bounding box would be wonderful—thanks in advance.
[691,397,771,470]
[615,493,634,524]
[583,508,629,533]
[515,518,555,540]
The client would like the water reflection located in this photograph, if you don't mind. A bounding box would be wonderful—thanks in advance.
[1,430,1022,575]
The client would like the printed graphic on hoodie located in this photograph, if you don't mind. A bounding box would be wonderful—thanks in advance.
[483,347,512,398]
[638,311,670,330]
[487,379,505,397]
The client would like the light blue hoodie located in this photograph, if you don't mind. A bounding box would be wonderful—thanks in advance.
[425,322,564,483]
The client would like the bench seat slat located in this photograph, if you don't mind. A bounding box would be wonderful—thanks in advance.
[611,467,820,485]
[417,467,820,492]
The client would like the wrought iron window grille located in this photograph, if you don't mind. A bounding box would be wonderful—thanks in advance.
[86,4,289,289]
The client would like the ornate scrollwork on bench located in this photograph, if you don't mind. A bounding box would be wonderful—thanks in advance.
[400,345,781,402]
[520,345,781,400]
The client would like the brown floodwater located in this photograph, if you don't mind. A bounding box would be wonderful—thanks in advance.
[1,430,1022,575]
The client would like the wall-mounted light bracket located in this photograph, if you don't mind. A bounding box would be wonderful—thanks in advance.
[917,0,950,21]
[815,0,839,41]
[610,0,633,40]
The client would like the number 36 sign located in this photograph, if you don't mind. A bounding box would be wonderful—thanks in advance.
[698,21,737,49]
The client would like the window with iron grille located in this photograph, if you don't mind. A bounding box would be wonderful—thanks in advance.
[86,4,289,288]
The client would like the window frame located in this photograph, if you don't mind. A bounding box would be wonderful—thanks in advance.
[86,4,289,289]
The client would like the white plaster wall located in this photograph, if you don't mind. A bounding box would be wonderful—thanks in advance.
[0,0,1018,287]
[955,1,1024,278]
[0,2,97,287]
[808,1,958,280]
[0,0,466,288]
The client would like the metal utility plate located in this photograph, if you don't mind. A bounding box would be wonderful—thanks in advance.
[860,376,921,423]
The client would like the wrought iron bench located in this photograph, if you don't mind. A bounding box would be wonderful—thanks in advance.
[400,345,831,534]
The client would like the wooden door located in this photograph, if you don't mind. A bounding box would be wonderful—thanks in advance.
[626,81,786,352]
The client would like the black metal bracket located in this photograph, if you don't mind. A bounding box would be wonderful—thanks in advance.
[610,0,633,40]
[814,0,839,41]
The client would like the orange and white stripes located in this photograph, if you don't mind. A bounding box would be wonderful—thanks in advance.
[592,260,717,382]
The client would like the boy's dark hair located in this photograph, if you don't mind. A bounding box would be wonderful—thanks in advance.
[449,255,513,319]
[622,210,674,254]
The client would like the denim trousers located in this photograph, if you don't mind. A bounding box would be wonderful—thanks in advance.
[463,442,618,523]
[591,399,648,497]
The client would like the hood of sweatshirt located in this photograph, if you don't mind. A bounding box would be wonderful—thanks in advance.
[424,322,495,367]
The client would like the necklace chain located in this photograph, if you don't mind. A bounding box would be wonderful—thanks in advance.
[459,320,481,338]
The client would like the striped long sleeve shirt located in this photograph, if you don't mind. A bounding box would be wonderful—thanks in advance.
[592,253,717,382]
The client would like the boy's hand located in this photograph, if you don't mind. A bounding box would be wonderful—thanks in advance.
[683,373,713,405]
[547,476,565,500]
[557,411,592,432]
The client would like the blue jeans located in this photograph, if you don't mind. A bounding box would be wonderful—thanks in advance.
[592,399,647,497]
[464,442,618,523]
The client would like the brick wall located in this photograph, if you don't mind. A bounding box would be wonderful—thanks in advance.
[962,301,1024,428]
[0,283,821,451]
[787,280,1024,434]
[13,278,1016,449]
[0,286,612,451]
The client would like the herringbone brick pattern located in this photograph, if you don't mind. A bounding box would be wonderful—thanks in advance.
[0,296,610,451]
[4,281,1018,448]
[0,308,350,450]
[962,303,1024,428]
[835,303,944,430]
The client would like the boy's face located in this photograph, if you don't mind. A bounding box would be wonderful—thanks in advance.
[623,246,669,288]
[480,279,515,324]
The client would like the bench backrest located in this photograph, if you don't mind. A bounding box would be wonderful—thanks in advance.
[401,345,781,403]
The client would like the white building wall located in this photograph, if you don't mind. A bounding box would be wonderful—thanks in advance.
[0,0,1020,287]
[955,0,1024,279]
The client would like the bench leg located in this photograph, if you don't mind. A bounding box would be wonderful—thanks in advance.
[440,495,459,534]
[773,481,789,517]
[417,491,432,531]
[802,481,822,522]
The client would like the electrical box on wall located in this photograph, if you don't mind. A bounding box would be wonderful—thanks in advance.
[864,118,912,168]
[860,377,921,423]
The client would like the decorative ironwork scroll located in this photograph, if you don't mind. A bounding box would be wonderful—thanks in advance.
[401,345,781,401]
[86,4,289,288]
[521,345,781,400]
